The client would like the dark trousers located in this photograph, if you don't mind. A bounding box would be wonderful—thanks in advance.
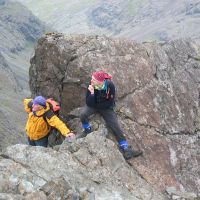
[28,135,49,147]
[80,106,126,142]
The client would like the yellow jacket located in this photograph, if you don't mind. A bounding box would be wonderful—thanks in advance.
[24,98,71,140]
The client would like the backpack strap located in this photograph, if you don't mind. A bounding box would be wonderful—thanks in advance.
[43,109,55,126]
[28,100,33,111]
[105,80,113,99]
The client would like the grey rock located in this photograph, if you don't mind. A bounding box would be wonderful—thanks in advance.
[25,191,47,200]
[29,33,200,194]
[172,195,181,200]
[40,176,73,199]
[0,193,24,200]
[1,134,166,200]
[166,186,177,195]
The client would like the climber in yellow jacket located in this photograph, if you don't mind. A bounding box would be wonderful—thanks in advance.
[24,96,75,147]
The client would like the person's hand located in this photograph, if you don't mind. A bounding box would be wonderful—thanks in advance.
[66,131,75,139]
[65,132,76,143]
[88,84,94,94]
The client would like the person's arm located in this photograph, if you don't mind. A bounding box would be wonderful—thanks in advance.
[45,110,73,137]
[24,98,33,113]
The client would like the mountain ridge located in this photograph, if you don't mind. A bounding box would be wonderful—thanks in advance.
[16,0,200,42]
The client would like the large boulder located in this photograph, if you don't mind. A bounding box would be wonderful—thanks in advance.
[30,33,200,194]
[30,33,200,135]
[0,131,166,200]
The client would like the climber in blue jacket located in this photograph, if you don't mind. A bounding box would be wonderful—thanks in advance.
[79,70,143,160]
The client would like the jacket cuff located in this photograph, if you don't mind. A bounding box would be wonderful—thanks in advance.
[64,130,71,137]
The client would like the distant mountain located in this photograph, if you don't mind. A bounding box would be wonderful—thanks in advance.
[0,0,45,88]
[16,0,200,42]
[0,0,45,151]
[0,0,44,53]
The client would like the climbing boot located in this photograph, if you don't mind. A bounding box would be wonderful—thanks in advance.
[77,127,92,138]
[122,147,143,160]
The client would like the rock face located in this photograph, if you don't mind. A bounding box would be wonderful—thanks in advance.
[0,131,166,200]
[0,52,26,151]
[30,33,200,195]
[0,0,45,151]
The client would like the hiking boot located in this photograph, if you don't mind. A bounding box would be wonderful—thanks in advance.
[122,147,143,160]
[77,127,92,138]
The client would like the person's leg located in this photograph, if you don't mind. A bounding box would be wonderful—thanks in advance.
[27,137,36,146]
[99,108,142,159]
[80,106,97,134]
[34,135,49,147]
[99,108,126,142]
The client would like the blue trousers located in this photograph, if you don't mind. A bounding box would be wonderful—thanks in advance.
[28,135,49,147]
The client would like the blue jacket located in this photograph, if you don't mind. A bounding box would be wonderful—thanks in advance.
[86,80,115,109]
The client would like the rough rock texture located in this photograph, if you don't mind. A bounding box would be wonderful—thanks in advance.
[0,131,166,200]
[30,33,200,196]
